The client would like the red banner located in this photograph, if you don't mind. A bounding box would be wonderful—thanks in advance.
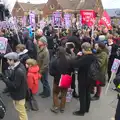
[80,10,95,27]
[99,11,112,30]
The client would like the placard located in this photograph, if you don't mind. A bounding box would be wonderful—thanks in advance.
[53,12,62,27]
[111,58,120,73]
[64,13,71,29]
[0,37,8,54]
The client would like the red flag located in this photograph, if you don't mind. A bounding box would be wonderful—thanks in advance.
[80,10,95,27]
[99,11,112,30]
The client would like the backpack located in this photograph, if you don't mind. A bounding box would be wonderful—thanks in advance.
[0,97,6,119]
[88,58,100,81]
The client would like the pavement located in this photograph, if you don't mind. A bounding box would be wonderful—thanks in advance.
[0,75,117,120]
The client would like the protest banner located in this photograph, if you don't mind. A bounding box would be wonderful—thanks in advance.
[105,58,120,95]
[52,12,62,27]
[0,37,8,54]
[64,13,71,29]
[80,10,95,27]
[99,11,112,30]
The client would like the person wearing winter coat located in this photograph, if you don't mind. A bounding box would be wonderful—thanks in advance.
[73,42,96,116]
[26,59,41,94]
[65,42,78,98]
[107,35,119,80]
[46,31,54,60]
[49,47,73,113]
[26,37,37,60]
[3,52,28,120]
[91,42,108,100]
[16,44,29,67]
[36,29,51,98]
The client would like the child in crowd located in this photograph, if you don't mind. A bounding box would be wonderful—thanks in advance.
[26,59,41,95]
[16,44,29,67]
[26,59,41,111]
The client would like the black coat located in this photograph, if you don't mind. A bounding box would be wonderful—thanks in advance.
[26,40,37,60]
[46,36,54,50]
[73,54,96,87]
[4,63,27,100]
[49,54,73,85]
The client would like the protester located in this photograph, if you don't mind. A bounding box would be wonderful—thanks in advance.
[36,29,51,98]
[91,42,108,100]
[25,59,41,111]
[73,42,96,116]
[2,52,28,120]
[16,44,29,67]
[49,47,73,113]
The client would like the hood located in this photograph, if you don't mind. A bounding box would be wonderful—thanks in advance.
[28,65,39,73]
[18,49,28,56]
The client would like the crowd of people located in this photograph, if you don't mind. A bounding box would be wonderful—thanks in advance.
[0,23,120,120]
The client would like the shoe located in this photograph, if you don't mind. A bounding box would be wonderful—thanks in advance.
[50,107,59,113]
[60,108,65,113]
[91,96,100,101]
[72,92,79,98]
[41,94,50,98]
[73,111,85,116]
[39,92,44,96]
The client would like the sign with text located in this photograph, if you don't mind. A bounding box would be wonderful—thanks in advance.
[64,13,71,29]
[111,58,120,73]
[80,10,95,27]
[52,12,62,27]
[0,37,8,54]
[99,11,112,30]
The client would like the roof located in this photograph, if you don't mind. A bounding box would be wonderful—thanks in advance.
[76,0,96,10]
[57,0,80,10]
[57,0,103,11]
[18,2,45,11]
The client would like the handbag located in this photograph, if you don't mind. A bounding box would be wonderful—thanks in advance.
[0,97,6,119]
[59,74,72,88]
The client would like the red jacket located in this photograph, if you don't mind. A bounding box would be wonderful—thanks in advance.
[27,65,41,94]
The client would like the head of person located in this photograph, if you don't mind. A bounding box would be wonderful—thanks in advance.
[37,36,47,49]
[57,46,66,58]
[107,34,113,45]
[94,42,106,53]
[57,46,69,70]
[65,42,75,54]
[16,44,26,53]
[4,52,19,66]
[81,42,92,55]
[26,59,37,68]
[35,29,43,40]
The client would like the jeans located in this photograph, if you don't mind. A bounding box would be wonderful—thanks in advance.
[13,99,28,120]
[41,71,51,96]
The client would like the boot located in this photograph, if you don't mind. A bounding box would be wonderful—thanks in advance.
[50,107,59,113]
[72,91,79,98]
[91,95,100,101]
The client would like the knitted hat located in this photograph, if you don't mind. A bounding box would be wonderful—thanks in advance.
[4,52,19,60]
[39,36,47,44]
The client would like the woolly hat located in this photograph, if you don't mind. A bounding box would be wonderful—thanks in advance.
[39,36,47,44]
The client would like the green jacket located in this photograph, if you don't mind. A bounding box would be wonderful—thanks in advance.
[37,47,49,74]
[96,49,108,77]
